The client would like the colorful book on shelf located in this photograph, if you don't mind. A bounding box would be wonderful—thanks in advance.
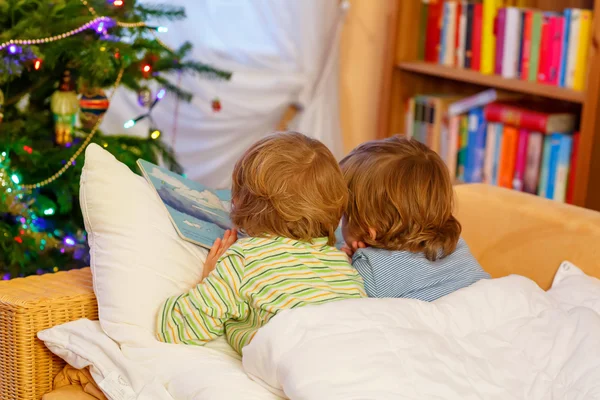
[523,131,544,194]
[484,102,577,133]
[521,10,534,80]
[443,1,458,66]
[516,9,527,79]
[457,1,468,68]
[502,7,523,79]
[448,89,519,116]
[483,123,497,184]
[465,107,486,183]
[418,1,429,61]
[413,96,425,142]
[426,0,443,62]
[528,11,543,82]
[573,9,592,91]
[492,123,504,185]
[565,8,581,88]
[543,133,563,199]
[498,125,519,188]
[425,98,436,148]
[553,134,574,202]
[464,2,475,68]
[537,13,554,83]
[482,0,502,74]
[439,2,449,64]
[457,115,469,181]
[447,115,460,180]
[453,1,463,67]
[558,9,572,87]
[537,135,553,196]
[471,3,483,71]
[547,15,565,85]
[494,8,507,75]
[406,98,416,140]
[512,129,529,191]
[566,132,580,204]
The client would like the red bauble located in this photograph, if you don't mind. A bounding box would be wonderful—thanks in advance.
[212,98,221,112]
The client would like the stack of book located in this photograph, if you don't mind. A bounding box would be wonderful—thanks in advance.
[420,0,593,91]
[405,90,579,203]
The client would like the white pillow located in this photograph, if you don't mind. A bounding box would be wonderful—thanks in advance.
[80,144,207,346]
[548,260,600,314]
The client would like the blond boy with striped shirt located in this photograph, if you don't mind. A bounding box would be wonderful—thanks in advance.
[157,132,365,355]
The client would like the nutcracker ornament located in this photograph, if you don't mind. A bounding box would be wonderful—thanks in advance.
[50,71,79,146]
[79,88,110,130]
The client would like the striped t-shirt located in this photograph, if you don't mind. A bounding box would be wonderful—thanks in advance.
[157,236,365,354]
[352,238,490,301]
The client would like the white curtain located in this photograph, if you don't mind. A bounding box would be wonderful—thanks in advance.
[101,0,347,189]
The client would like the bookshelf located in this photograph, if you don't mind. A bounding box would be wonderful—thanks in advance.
[378,0,600,211]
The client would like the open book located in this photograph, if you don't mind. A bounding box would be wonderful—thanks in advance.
[138,159,347,251]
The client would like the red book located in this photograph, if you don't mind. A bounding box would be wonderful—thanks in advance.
[566,132,580,204]
[547,16,565,85]
[521,10,533,80]
[494,8,507,75]
[472,3,483,71]
[537,14,553,83]
[454,2,463,67]
[484,103,577,133]
[425,0,443,62]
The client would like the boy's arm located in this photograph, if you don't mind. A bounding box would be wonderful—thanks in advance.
[157,247,245,345]
[352,252,377,297]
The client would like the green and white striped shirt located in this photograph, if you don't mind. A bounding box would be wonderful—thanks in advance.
[157,236,366,354]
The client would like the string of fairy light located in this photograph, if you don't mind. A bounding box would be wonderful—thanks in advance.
[1,0,173,190]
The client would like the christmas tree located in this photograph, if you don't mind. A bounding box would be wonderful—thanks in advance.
[0,0,231,278]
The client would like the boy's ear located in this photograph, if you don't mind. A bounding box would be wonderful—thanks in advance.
[368,228,377,241]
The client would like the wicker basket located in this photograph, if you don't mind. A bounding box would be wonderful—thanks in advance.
[0,267,97,400]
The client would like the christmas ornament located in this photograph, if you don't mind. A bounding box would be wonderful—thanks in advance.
[137,87,152,107]
[212,98,221,112]
[141,53,158,79]
[79,88,110,129]
[0,87,4,124]
[149,128,161,140]
[50,70,79,146]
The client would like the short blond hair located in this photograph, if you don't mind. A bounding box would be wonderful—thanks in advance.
[231,132,347,246]
[339,136,461,261]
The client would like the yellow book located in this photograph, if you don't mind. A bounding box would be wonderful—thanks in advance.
[574,10,593,91]
[481,0,504,74]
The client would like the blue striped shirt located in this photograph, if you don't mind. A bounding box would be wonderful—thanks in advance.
[351,238,490,301]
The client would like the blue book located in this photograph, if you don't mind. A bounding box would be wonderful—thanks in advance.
[559,9,572,87]
[439,3,449,64]
[553,134,574,202]
[492,124,504,185]
[537,135,554,197]
[544,133,563,199]
[465,108,486,183]
[137,159,233,249]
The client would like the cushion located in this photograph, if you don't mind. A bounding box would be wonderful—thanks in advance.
[548,260,600,314]
[80,144,207,346]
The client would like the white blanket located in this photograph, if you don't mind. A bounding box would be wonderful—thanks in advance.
[243,276,600,399]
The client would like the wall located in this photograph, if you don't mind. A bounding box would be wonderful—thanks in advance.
[339,0,392,153]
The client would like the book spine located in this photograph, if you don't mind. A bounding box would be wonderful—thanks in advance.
[537,14,552,83]
[548,16,565,85]
[516,10,527,79]
[447,115,461,180]
[495,8,507,75]
[439,2,449,64]
[418,1,430,61]
[565,9,581,88]
[558,9,572,87]
[457,1,468,68]
[465,110,478,183]
[472,108,487,183]
[553,134,574,202]
[440,108,450,162]
[430,98,441,152]
[492,123,504,185]
[545,133,562,199]
[498,126,519,188]
[502,7,522,79]
[537,135,553,196]
[566,132,580,204]
[482,0,501,74]
[521,10,533,80]
[523,131,544,194]
[406,98,416,140]
[444,2,458,66]
[484,103,549,132]
[512,129,530,191]
[573,10,592,91]
[472,3,484,71]
[414,97,424,142]
[454,2,463,67]
[465,3,475,68]
[426,0,444,62]
[483,123,497,184]
[457,115,469,181]
[424,98,434,146]
[448,89,497,116]
[528,11,543,82]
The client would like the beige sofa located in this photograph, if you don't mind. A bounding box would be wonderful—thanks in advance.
[1,183,600,399]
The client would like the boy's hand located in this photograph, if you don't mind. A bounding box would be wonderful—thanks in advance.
[341,241,366,258]
[202,229,238,280]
